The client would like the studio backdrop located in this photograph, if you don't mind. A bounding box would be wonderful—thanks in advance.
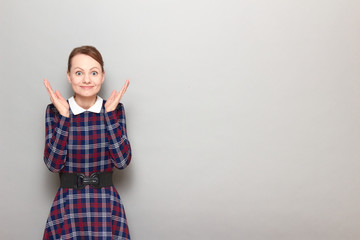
[1,0,360,239]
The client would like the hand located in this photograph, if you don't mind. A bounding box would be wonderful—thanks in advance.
[105,79,130,113]
[43,78,70,117]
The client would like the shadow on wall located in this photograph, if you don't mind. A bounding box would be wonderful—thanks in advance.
[113,166,134,193]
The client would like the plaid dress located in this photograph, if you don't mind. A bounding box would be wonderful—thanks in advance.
[43,99,132,240]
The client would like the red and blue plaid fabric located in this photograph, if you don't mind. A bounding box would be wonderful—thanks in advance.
[43,101,132,240]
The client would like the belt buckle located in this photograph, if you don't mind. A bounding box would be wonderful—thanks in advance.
[89,172,101,188]
[76,173,100,189]
[76,173,86,189]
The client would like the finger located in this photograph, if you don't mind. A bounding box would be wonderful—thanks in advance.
[43,78,49,87]
[105,90,117,108]
[44,79,56,100]
[55,90,68,107]
[109,90,117,101]
[43,79,50,92]
[116,80,130,102]
[108,90,123,110]
[44,78,53,91]
[55,90,65,101]
[117,79,130,101]
[114,90,123,104]
[123,79,130,91]
[44,79,55,95]
[123,79,130,92]
[47,86,56,100]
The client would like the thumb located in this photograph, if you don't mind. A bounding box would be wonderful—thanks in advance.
[109,90,117,101]
[55,90,63,100]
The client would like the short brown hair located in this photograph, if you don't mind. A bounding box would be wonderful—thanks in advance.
[67,45,104,72]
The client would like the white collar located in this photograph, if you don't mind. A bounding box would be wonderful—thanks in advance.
[68,96,103,115]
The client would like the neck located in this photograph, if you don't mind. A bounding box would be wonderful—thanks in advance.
[74,95,97,110]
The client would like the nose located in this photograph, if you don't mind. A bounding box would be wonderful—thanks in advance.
[82,74,91,84]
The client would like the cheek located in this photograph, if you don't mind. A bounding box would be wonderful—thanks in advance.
[71,76,83,84]
[94,75,104,85]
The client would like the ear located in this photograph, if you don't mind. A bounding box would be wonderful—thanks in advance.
[101,71,105,84]
[67,71,71,83]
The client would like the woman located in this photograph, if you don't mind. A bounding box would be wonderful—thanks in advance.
[42,46,132,240]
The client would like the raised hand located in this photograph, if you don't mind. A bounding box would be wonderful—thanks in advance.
[105,79,130,113]
[43,78,70,117]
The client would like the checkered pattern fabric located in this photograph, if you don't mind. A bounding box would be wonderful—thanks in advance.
[43,101,132,240]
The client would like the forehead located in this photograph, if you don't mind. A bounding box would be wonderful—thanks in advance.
[70,54,101,70]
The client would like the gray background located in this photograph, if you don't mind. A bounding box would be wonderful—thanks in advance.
[1,0,360,239]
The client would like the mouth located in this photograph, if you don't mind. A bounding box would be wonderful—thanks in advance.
[80,86,94,90]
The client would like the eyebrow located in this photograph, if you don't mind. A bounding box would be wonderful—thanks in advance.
[73,67,84,71]
[73,67,100,71]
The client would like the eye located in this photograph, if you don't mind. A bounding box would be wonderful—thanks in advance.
[91,71,98,76]
[75,71,82,76]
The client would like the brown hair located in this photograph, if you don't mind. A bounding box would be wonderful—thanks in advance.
[67,45,104,72]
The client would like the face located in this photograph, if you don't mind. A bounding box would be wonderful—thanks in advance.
[67,54,104,98]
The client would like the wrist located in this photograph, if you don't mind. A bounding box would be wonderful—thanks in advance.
[105,107,115,113]
[60,111,70,118]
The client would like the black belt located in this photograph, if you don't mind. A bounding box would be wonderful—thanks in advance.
[60,171,113,189]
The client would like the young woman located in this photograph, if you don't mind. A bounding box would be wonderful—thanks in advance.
[42,46,132,239]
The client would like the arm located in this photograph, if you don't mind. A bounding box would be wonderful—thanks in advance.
[43,104,70,172]
[104,103,132,169]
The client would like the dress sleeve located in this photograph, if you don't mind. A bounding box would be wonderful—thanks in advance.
[43,104,70,172]
[104,103,132,169]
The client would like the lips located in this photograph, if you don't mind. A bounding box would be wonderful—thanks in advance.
[80,86,94,89]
